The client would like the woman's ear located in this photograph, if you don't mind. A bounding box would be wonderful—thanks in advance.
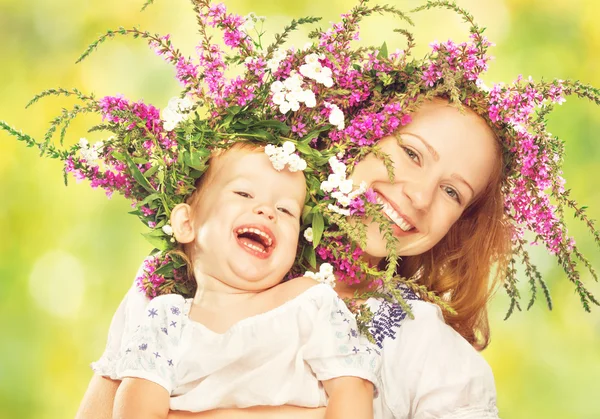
[170,203,195,244]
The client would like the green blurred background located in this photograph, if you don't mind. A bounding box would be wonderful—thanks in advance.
[1,0,599,418]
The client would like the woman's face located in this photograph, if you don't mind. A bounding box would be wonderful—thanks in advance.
[350,100,499,261]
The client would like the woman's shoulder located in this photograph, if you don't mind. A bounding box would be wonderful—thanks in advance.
[371,297,498,417]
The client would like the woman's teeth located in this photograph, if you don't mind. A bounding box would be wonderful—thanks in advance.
[376,196,414,232]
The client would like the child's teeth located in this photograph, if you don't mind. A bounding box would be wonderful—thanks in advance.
[376,197,414,231]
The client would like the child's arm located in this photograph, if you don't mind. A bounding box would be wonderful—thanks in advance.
[322,377,374,419]
[114,377,170,419]
[75,375,120,419]
[167,406,326,419]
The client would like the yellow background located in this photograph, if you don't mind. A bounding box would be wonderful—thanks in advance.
[0,0,599,418]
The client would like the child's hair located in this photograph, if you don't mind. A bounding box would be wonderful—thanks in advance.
[396,104,512,350]
[169,142,266,294]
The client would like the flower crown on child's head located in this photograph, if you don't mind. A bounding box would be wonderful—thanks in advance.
[3,0,599,318]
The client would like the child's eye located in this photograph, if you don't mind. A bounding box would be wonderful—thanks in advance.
[443,186,461,203]
[402,146,420,163]
[234,191,252,198]
[278,207,294,217]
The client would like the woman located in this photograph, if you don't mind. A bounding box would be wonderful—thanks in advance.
[77,97,508,419]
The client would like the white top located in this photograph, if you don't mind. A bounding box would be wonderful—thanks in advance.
[94,277,499,418]
[366,293,499,419]
[93,283,380,412]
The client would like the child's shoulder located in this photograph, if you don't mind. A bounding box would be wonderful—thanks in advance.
[273,276,334,303]
[147,293,187,312]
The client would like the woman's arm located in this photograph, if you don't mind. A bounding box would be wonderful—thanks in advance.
[322,377,374,419]
[167,406,326,419]
[114,377,170,419]
[75,375,120,419]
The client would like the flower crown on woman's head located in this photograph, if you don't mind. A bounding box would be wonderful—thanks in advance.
[3,0,599,320]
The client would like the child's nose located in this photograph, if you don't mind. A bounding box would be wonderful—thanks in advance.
[254,205,276,221]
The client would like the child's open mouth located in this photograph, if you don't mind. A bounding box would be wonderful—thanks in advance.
[235,225,276,259]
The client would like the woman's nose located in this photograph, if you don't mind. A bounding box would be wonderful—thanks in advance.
[403,179,435,211]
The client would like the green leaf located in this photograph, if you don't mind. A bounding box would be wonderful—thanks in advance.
[251,119,291,134]
[303,245,317,269]
[143,164,160,179]
[184,150,208,171]
[139,193,161,207]
[154,262,175,278]
[111,151,126,162]
[302,205,313,224]
[378,41,388,59]
[312,212,324,247]
[124,154,155,193]
[296,142,314,155]
[141,231,169,251]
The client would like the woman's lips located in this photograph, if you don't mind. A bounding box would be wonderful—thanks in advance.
[375,192,418,235]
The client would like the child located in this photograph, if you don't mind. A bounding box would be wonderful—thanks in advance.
[104,143,379,419]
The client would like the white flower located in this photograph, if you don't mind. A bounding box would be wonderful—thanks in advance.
[305,53,320,65]
[272,91,285,105]
[162,224,174,236]
[328,204,350,216]
[327,173,344,187]
[296,159,307,171]
[265,143,307,173]
[284,72,304,90]
[79,138,89,148]
[304,271,317,279]
[328,104,345,130]
[264,144,277,156]
[270,80,284,93]
[320,180,334,193]
[320,263,334,276]
[304,227,314,242]
[299,62,318,79]
[271,159,286,171]
[279,101,291,114]
[338,179,354,195]
[302,90,317,108]
[282,141,296,154]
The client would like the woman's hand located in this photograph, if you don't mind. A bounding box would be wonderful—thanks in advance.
[167,406,326,419]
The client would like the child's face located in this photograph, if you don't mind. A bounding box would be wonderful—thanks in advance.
[190,148,306,291]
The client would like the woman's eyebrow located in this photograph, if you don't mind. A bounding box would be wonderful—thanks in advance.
[400,132,440,161]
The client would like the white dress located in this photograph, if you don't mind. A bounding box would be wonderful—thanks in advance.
[95,276,499,418]
[93,283,380,412]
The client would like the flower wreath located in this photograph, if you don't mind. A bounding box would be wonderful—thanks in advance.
[3,0,599,324]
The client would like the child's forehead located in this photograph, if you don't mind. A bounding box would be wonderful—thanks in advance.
[211,148,264,178]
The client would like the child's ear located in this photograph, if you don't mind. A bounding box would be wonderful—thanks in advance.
[170,203,195,244]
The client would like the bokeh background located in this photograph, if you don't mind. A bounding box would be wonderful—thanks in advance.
[1,0,599,418]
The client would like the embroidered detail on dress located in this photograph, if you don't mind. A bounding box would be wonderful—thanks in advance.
[369,286,420,349]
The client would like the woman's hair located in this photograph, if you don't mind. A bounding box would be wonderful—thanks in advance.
[397,110,512,351]
[169,142,265,292]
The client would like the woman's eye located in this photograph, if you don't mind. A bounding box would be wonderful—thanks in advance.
[443,186,461,203]
[235,191,252,198]
[402,146,420,163]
